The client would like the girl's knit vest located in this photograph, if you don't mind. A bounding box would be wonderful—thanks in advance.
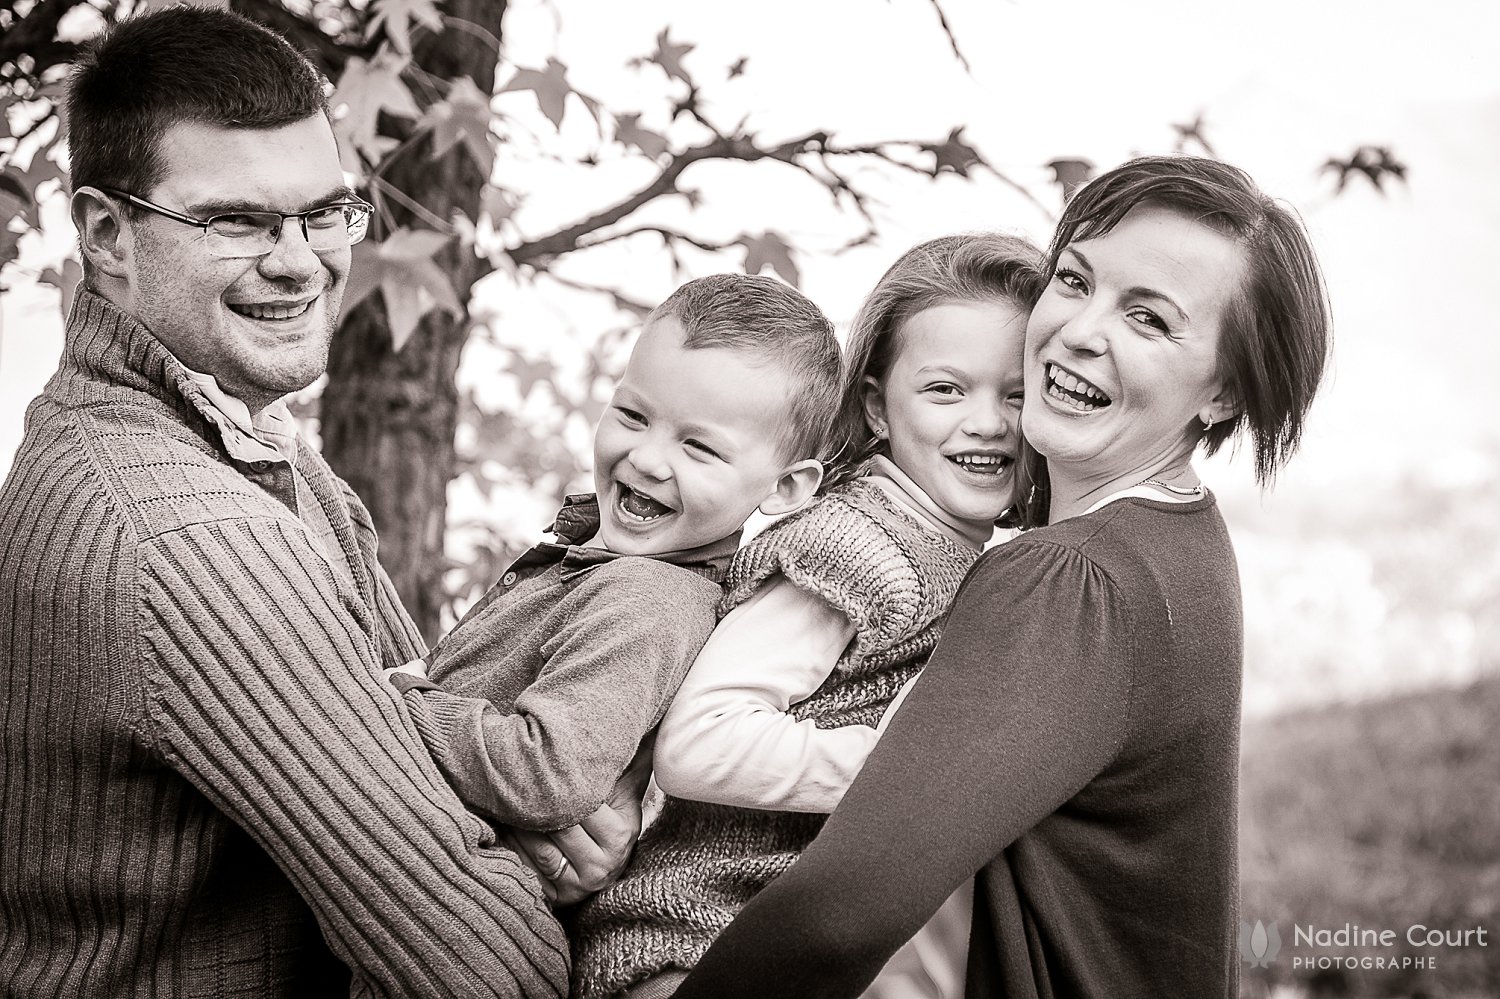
[569,478,980,999]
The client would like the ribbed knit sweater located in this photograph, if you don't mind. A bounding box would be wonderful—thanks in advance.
[569,479,978,998]
[0,292,568,998]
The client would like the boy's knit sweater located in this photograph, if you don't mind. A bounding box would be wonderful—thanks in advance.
[568,478,979,998]
[0,292,568,998]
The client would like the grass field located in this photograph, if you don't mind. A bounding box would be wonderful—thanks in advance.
[1239,676,1500,998]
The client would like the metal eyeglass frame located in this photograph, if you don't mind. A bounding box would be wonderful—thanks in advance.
[98,187,374,258]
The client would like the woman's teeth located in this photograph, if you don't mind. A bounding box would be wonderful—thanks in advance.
[949,454,1011,475]
[618,485,672,522]
[230,301,313,321]
[1046,362,1110,411]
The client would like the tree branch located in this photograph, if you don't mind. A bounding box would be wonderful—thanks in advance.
[0,0,86,85]
[227,0,364,77]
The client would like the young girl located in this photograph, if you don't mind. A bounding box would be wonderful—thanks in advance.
[569,232,1045,999]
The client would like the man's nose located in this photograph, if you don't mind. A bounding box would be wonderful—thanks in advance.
[257,216,322,283]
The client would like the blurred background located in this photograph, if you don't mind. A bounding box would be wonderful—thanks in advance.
[2,0,1496,994]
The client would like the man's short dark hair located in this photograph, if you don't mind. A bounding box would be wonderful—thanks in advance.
[649,274,841,463]
[67,7,330,198]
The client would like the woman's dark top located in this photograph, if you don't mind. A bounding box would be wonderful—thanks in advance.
[672,493,1243,999]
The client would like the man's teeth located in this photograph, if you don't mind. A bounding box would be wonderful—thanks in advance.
[231,301,313,320]
[1046,362,1111,411]
[618,485,672,522]
[949,454,1011,475]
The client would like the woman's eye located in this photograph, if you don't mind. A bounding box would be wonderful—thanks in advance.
[1128,309,1168,333]
[1053,268,1087,293]
[685,439,720,459]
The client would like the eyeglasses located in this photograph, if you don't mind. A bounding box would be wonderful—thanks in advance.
[99,187,374,259]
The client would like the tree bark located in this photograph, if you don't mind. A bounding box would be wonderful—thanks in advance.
[318,0,506,643]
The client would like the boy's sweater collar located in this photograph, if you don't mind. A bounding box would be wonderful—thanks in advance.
[544,493,739,583]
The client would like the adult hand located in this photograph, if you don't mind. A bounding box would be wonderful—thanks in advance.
[505,737,655,906]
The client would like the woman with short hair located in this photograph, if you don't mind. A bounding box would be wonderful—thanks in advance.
[670,155,1333,999]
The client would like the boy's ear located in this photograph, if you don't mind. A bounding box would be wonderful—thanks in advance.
[758,458,823,518]
[860,375,888,440]
[72,187,132,281]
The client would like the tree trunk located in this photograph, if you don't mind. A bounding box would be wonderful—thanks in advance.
[319,0,506,643]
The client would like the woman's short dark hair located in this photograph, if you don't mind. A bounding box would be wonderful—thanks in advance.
[1045,155,1332,486]
[67,7,330,198]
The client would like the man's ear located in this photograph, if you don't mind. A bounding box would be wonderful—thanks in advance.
[72,187,131,280]
[860,375,888,441]
[758,458,823,518]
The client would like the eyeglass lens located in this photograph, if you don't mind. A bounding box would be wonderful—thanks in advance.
[203,205,371,258]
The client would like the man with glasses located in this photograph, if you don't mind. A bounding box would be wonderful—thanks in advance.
[0,8,569,997]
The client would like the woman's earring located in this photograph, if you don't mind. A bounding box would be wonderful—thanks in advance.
[873,426,887,440]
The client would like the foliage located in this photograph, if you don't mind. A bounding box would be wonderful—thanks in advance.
[0,0,1408,634]
[1240,677,1500,998]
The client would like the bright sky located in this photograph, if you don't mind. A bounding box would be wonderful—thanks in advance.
[3,0,1498,708]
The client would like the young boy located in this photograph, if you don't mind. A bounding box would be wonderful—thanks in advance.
[387,273,841,889]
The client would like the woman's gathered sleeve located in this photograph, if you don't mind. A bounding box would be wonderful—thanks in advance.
[672,538,1136,999]
[653,577,863,814]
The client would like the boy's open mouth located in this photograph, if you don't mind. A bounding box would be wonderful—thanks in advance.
[946,452,1012,476]
[1045,362,1112,412]
[617,483,674,522]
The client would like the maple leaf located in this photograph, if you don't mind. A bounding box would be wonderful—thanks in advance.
[737,231,800,287]
[481,186,519,226]
[728,57,748,80]
[343,228,462,351]
[331,49,420,171]
[504,349,557,401]
[614,112,669,159]
[423,76,496,175]
[1322,145,1408,196]
[501,58,574,130]
[647,29,695,86]
[921,127,985,177]
[1045,158,1094,201]
[364,0,445,56]
[1,223,24,271]
[38,257,82,320]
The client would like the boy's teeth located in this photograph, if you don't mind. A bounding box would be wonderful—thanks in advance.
[619,486,671,521]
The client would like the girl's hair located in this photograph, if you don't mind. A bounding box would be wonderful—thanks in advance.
[1045,155,1332,487]
[823,232,1045,523]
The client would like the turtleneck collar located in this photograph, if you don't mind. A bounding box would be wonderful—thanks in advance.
[60,289,294,467]
[862,454,994,551]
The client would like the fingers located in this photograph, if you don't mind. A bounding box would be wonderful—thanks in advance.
[501,830,560,903]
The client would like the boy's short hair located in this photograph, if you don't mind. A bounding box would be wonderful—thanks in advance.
[649,274,841,463]
[67,8,330,198]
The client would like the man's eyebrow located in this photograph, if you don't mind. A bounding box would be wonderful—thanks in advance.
[187,186,360,216]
